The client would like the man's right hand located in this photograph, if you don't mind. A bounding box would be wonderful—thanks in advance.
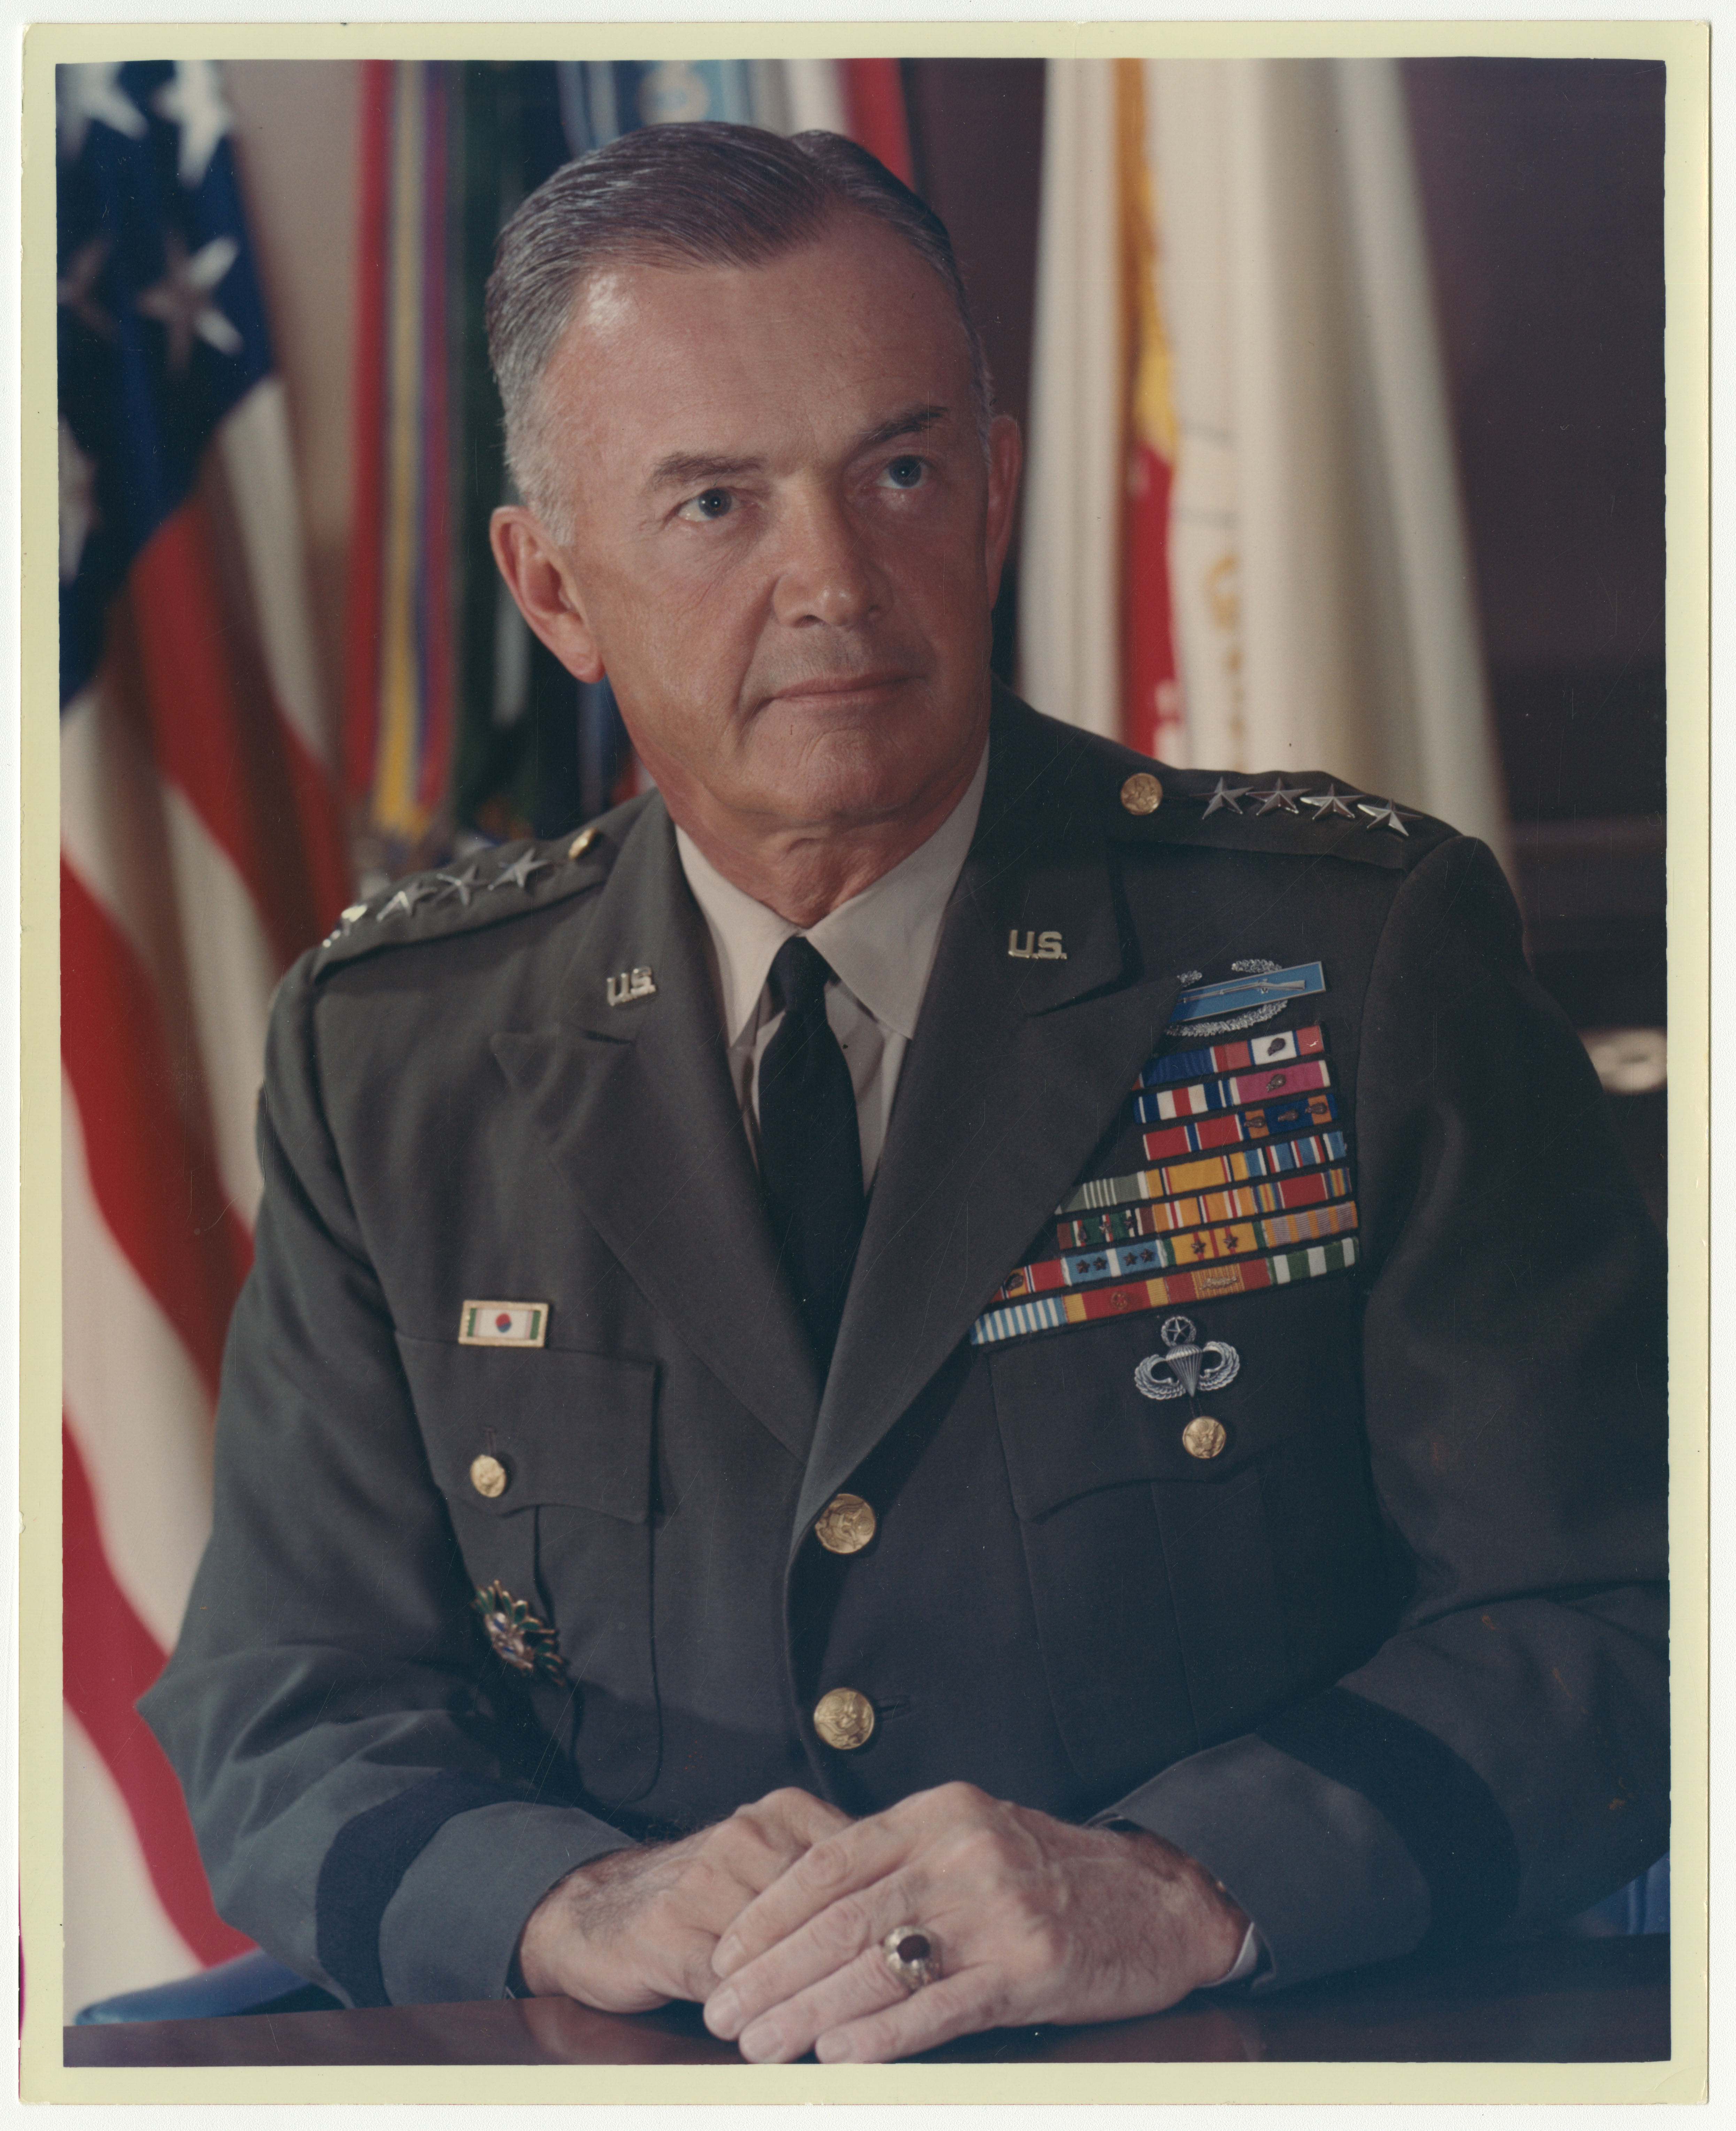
[515,1787,853,2012]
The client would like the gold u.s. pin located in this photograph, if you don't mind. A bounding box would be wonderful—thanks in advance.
[458,1301,549,1347]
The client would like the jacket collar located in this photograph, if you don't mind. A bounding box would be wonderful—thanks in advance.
[491,800,821,1467]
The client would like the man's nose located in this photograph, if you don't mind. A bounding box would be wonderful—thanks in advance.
[769,490,889,629]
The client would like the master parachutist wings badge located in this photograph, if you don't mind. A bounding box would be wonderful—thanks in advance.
[1133,1315,1241,1401]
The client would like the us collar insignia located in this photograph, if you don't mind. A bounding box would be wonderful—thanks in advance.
[472,1582,564,1678]
[607,966,657,1007]
[1167,959,1327,1038]
[1007,929,1067,962]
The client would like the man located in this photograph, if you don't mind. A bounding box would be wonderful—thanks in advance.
[144,123,1667,2065]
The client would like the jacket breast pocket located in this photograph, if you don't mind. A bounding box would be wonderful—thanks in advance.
[988,1295,1382,1797]
[395,1335,662,1808]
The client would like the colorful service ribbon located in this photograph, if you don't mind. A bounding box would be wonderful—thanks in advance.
[969,1237,1360,1348]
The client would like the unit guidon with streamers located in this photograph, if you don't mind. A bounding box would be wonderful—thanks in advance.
[971,1020,1360,1346]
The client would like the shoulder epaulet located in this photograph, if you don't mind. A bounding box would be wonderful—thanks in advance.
[311,816,626,976]
[1100,756,1458,871]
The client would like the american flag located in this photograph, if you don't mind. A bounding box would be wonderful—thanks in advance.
[57,59,350,2005]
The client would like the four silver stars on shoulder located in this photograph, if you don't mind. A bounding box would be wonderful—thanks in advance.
[1188,777,1421,836]
[324,836,584,944]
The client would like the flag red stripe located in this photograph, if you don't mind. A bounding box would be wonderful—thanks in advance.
[63,1421,253,1970]
[842,59,915,185]
[280,707,356,939]
[61,862,252,1400]
[344,58,394,804]
[124,505,342,967]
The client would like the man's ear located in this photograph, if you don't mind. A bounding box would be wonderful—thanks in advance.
[982,414,1023,606]
[489,507,606,684]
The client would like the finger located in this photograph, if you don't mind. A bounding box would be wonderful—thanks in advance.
[712,1813,916,1978]
[814,1969,1004,2064]
[707,1864,930,2040]
[721,1945,906,2064]
[704,1790,856,1904]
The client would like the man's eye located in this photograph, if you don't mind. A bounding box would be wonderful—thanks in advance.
[678,488,733,523]
[881,456,927,490]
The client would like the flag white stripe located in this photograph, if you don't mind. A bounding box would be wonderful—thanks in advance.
[214,378,335,768]
[1019,59,1120,739]
[63,1072,216,1655]
[64,686,271,1226]
[61,685,180,990]
[63,1707,201,2013]
[161,782,273,1225]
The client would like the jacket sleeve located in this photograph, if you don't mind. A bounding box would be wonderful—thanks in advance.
[138,955,635,2009]
[1097,835,1669,1989]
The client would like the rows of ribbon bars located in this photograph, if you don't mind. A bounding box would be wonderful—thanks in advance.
[970,1024,1360,1346]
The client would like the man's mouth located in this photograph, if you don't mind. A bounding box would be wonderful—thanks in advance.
[768,672,911,706]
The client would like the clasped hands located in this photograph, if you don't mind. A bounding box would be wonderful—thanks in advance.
[516,1781,1248,2063]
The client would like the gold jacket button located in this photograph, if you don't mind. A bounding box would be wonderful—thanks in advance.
[1182,1416,1227,1460]
[568,826,599,860]
[469,1453,509,1498]
[813,1688,876,1751]
[1120,771,1164,816]
[814,1493,877,1555]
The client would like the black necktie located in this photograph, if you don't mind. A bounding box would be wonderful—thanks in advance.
[757,936,866,1371]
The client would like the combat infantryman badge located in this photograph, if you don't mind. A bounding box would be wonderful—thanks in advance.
[471,1582,564,1677]
[606,967,657,1006]
[1167,959,1327,1038]
[1133,1314,1242,1401]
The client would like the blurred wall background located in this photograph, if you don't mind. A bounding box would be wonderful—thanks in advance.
[60,52,1668,2009]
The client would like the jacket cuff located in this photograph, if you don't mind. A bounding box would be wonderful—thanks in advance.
[315,1773,635,2006]
[1100,1725,1434,1990]
[378,1798,638,2006]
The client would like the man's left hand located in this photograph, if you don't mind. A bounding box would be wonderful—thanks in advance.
[702,1781,1249,2063]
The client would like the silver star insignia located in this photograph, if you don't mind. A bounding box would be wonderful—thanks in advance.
[1249,779,1306,816]
[491,850,553,892]
[1357,798,1422,837]
[1300,783,1368,820]
[434,864,484,908]
[379,877,440,920]
[1201,777,1254,818]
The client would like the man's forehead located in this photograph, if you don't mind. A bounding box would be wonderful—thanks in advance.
[554,216,966,382]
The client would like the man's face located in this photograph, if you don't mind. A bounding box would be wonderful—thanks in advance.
[497,212,1020,848]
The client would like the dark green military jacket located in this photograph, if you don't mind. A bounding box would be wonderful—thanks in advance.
[143,694,1667,2010]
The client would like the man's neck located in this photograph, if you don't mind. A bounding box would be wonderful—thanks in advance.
[662,748,986,928]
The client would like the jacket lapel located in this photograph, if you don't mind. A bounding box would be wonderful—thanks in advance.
[492,803,820,1465]
[792,707,1188,1542]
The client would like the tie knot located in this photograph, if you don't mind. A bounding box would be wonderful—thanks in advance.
[769,935,834,1020]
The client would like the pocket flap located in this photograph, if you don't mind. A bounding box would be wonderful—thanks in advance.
[396,1335,656,1523]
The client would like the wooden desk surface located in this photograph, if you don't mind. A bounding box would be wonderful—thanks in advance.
[66,1934,1667,2067]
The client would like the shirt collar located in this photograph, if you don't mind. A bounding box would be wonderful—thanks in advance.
[676,740,989,1049]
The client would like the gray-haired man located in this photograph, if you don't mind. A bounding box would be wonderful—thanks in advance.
[146,124,1667,2063]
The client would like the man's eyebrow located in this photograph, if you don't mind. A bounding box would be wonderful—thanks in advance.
[645,450,766,495]
[854,404,951,454]
[643,407,953,497]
